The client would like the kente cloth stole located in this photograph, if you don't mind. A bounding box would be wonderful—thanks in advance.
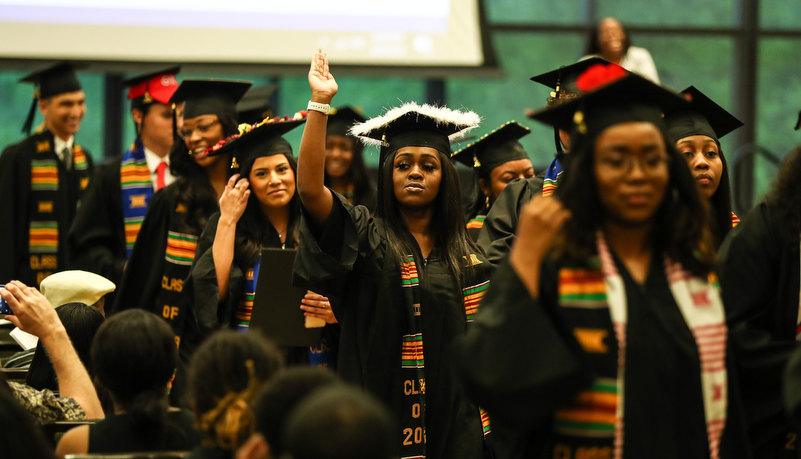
[235,255,336,368]
[731,212,740,227]
[554,235,728,459]
[542,157,563,197]
[120,139,154,258]
[344,183,355,204]
[28,137,90,285]
[398,255,491,459]
[158,228,199,344]
[466,214,485,230]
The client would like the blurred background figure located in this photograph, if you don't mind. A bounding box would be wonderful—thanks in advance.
[582,17,660,83]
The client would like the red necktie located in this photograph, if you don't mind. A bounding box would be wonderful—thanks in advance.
[156,162,167,190]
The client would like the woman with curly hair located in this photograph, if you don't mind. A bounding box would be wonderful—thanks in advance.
[186,330,284,459]
[719,145,801,458]
[458,66,750,458]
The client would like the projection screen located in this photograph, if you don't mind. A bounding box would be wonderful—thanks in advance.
[0,0,492,69]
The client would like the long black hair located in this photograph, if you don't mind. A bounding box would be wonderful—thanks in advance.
[323,136,376,208]
[169,114,238,233]
[585,18,632,57]
[764,145,801,248]
[234,152,301,269]
[27,303,104,391]
[379,150,480,282]
[552,122,716,275]
[708,148,734,248]
[92,309,182,445]
[463,168,490,221]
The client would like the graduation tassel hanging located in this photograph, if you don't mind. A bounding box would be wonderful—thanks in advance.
[21,92,39,135]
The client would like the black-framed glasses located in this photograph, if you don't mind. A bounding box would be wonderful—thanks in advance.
[178,119,219,141]
[596,154,671,177]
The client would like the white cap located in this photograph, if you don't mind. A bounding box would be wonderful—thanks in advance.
[39,270,116,308]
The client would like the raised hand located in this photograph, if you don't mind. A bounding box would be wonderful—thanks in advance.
[308,49,338,103]
[1,280,62,340]
[219,174,250,224]
[509,197,571,298]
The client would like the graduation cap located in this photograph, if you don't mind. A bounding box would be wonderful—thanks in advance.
[530,58,621,153]
[529,64,689,143]
[19,62,83,134]
[350,102,480,216]
[327,106,366,138]
[350,102,480,168]
[237,83,279,125]
[121,66,180,109]
[451,121,531,177]
[170,79,252,121]
[666,86,743,144]
[205,113,307,173]
[530,57,611,102]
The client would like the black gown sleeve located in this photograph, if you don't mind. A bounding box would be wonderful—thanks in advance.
[454,260,591,439]
[109,188,171,315]
[0,143,26,283]
[293,190,373,320]
[66,160,125,284]
[476,173,543,267]
[719,202,800,446]
[183,212,243,338]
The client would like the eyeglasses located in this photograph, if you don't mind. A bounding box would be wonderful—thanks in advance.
[178,119,219,141]
[596,154,670,177]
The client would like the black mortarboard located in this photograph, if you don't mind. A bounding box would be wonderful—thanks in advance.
[530,58,619,153]
[121,66,180,108]
[350,102,480,216]
[350,102,480,169]
[236,84,279,125]
[666,86,743,144]
[206,113,307,173]
[451,121,531,177]
[19,62,83,134]
[530,57,610,97]
[170,79,252,121]
[327,106,366,138]
[529,65,689,142]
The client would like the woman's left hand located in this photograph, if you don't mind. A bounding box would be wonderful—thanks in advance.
[301,291,337,324]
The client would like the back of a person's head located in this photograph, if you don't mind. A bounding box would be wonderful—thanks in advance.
[189,330,284,450]
[91,309,176,409]
[0,373,55,459]
[27,302,105,391]
[252,368,339,457]
[283,386,395,459]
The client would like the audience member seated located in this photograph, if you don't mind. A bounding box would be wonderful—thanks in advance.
[236,367,339,459]
[27,302,104,392]
[40,270,116,313]
[0,372,55,459]
[1,281,104,424]
[55,309,202,458]
[187,330,284,459]
[282,385,395,459]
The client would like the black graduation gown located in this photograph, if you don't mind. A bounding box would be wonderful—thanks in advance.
[719,202,801,457]
[456,257,751,459]
[66,157,126,300]
[182,211,323,366]
[0,130,93,286]
[110,182,215,405]
[293,192,490,459]
[476,171,544,267]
